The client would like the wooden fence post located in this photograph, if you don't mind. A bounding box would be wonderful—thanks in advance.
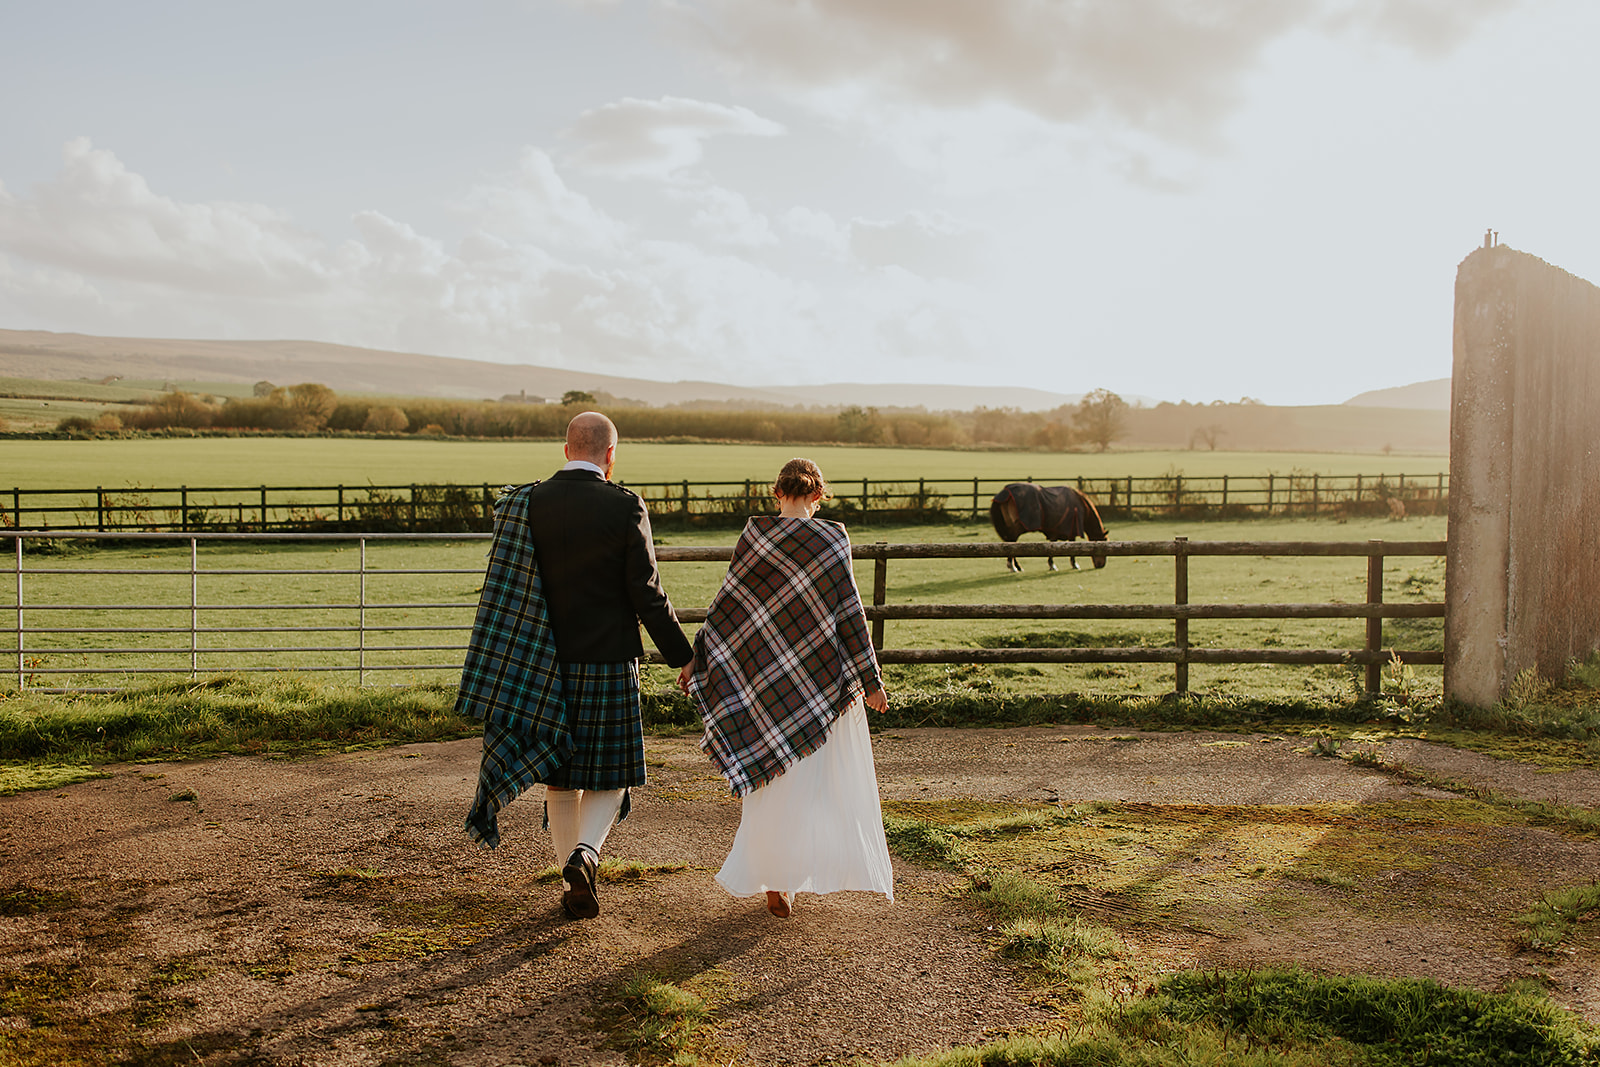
[1366,540,1384,696]
[682,479,690,520]
[1126,475,1134,517]
[861,477,868,520]
[1221,474,1229,515]
[260,486,268,530]
[97,487,105,532]
[872,542,887,651]
[972,477,979,519]
[1174,536,1189,694]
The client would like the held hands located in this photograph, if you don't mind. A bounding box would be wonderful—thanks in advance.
[676,659,694,695]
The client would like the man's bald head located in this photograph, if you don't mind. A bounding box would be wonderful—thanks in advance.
[565,411,618,471]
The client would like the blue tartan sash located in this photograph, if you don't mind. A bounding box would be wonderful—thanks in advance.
[457,483,569,849]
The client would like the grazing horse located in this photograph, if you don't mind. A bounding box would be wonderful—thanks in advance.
[990,483,1109,572]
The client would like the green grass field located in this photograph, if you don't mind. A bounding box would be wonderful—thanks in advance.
[0,436,1448,491]
[0,376,167,403]
[3,515,1446,698]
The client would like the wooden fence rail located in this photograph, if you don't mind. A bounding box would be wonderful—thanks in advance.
[1,471,1449,532]
[661,537,1445,695]
[4,532,1444,696]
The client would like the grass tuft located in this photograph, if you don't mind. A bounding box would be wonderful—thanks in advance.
[883,815,967,868]
[611,974,719,1064]
[1516,880,1600,952]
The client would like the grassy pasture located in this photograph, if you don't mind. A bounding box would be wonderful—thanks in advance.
[4,515,1446,699]
[0,437,1447,492]
[0,376,166,404]
[0,396,131,433]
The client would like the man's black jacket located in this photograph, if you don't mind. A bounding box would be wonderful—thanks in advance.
[524,469,693,668]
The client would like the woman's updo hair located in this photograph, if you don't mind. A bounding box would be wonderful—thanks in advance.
[772,457,829,501]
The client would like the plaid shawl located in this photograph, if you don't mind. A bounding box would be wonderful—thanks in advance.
[689,516,881,798]
[457,483,569,849]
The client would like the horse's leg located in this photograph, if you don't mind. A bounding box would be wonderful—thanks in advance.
[1048,556,1057,571]
[1000,499,1023,571]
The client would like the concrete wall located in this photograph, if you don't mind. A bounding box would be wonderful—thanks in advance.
[1446,246,1600,706]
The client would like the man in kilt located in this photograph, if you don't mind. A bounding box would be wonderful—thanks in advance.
[460,411,693,920]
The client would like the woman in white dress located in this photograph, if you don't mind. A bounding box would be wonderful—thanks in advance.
[678,459,893,917]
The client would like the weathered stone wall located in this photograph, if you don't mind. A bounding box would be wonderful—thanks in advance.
[1446,246,1600,706]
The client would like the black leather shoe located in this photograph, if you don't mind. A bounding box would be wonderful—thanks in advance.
[561,845,600,920]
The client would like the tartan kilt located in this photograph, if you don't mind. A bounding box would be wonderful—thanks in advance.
[539,660,646,790]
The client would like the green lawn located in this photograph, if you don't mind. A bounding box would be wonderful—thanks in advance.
[4,514,1446,698]
[0,437,1447,492]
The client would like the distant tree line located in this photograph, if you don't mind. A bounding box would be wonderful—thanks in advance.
[96,382,1136,450]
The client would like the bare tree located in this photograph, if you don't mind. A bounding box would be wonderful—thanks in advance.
[1073,388,1128,453]
[1190,424,1225,451]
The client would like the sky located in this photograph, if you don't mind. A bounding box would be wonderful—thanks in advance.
[1,0,1595,407]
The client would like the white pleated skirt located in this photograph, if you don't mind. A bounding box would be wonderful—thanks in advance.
[715,699,894,902]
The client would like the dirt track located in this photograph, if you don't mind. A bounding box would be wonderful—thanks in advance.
[3,725,1599,1065]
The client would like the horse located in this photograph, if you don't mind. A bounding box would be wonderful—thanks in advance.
[990,483,1109,572]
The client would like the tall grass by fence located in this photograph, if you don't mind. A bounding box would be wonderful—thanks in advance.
[3,471,1448,533]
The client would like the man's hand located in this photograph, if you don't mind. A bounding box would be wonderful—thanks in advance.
[864,687,888,713]
[676,660,694,695]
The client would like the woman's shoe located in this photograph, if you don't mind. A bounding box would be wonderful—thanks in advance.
[765,891,792,918]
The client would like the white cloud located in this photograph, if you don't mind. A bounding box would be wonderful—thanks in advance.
[0,137,330,295]
[456,147,628,251]
[778,206,850,257]
[1322,0,1525,57]
[849,211,985,280]
[0,138,987,384]
[670,185,778,246]
[564,96,786,179]
[670,0,1526,143]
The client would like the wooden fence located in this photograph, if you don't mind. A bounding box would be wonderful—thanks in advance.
[3,471,1448,532]
[660,538,1445,696]
[3,531,1442,696]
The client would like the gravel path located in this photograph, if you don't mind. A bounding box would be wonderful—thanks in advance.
[3,725,1598,1065]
